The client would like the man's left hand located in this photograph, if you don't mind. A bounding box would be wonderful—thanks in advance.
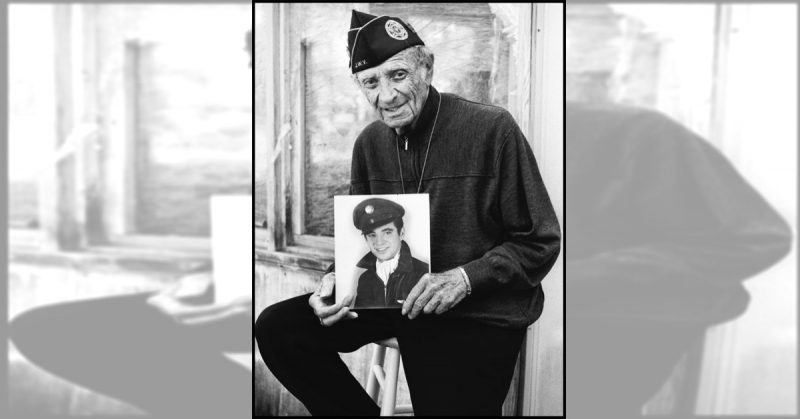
[402,269,468,319]
[147,272,252,326]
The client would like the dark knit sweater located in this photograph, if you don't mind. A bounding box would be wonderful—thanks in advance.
[347,85,561,329]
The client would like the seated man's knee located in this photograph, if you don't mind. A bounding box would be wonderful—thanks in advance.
[9,299,108,365]
[9,306,57,362]
[255,296,309,350]
[254,303,281,346]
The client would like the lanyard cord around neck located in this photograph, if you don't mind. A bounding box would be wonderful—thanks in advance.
[395,91,441,194]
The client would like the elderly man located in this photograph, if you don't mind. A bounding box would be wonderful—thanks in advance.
[256,10,560,416]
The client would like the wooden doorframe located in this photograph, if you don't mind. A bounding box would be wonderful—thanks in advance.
[520,3,564,416]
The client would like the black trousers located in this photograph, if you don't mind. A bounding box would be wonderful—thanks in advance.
[9,293,251,418]
[255,293,526,416]
[567,316,707,417]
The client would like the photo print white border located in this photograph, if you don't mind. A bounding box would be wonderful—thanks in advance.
[334,193,430,308]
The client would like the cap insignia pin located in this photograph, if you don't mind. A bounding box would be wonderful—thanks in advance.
[385,20,408,40]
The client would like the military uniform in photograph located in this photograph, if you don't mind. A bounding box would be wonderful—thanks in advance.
[351,198,429,308]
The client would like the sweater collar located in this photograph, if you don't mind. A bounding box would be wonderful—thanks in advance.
[357,240,414,272]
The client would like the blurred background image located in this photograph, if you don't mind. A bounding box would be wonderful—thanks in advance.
[567,3,796,416]
[8,3,251,416]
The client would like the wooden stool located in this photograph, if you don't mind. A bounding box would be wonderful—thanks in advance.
[365,338,413,416]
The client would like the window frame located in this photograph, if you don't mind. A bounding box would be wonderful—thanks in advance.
[9,4,225,260]
[257,3,333,270]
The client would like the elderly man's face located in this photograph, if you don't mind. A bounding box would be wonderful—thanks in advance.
[355,50,431,133]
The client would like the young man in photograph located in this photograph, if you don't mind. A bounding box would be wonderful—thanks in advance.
[352,197,429,308]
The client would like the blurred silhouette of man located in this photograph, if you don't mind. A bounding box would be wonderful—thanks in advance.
[9,271,251,418]
[566,101,792,417]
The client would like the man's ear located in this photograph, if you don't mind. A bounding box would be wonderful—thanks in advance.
[418,64,433,85]
[400,227,406,238]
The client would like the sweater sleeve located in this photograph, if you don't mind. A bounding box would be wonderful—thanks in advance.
[349,135,370,195]
[567,110,792,320]
[462,115,562,293]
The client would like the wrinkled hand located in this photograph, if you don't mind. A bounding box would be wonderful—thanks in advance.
[162,271,214,301]
[308,272,358,327]
[147,272,252,325]
[402,269,468,319]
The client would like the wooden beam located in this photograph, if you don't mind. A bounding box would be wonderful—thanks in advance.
[515,3,533,134]
[275,3,292,250]
[522,3,564,416]
[255,3,270,229]
[50,4,86,250]
[290,39,307,240]
[95,7,133,239]
[260,3,282,250]
[122,40,142,236]
[79,5,107,245]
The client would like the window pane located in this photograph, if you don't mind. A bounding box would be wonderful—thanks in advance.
[125,5,252,237]
[9,5,55,230]
[297,3,521,237]
[566,4,716,135]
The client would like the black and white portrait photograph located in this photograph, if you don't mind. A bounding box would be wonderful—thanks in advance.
[256,3,564,417]
[334,194,431,309]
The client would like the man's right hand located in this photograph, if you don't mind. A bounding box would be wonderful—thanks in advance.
[308,273,358,327]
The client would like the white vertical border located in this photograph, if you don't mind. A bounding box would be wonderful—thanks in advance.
[697,4,798,414]
[694,6,735,412]
[523,2,564,416]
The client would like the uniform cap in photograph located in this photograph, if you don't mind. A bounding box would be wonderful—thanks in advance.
[347,10,424,73]
[353,198,405,233]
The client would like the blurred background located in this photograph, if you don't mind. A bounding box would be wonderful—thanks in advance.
[8,3,251,415]
[567,3,796,415]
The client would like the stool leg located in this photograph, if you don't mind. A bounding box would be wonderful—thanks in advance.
[394,357,414,414]
[380,348,401,416]
[366,344,386,403]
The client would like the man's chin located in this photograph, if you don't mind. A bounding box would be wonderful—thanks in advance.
[375,252,398,262]
[382,116,413,130]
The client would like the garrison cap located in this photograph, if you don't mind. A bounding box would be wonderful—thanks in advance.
[347,10,424,73]
[353,198,405,233]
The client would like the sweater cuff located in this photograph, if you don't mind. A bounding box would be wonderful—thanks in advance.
[462,257,495,293]
[325,262,335,275]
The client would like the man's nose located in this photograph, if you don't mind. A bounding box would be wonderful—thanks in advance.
[377,80,397,106]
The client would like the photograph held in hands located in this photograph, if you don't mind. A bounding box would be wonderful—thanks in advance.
[334,194,430,309]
